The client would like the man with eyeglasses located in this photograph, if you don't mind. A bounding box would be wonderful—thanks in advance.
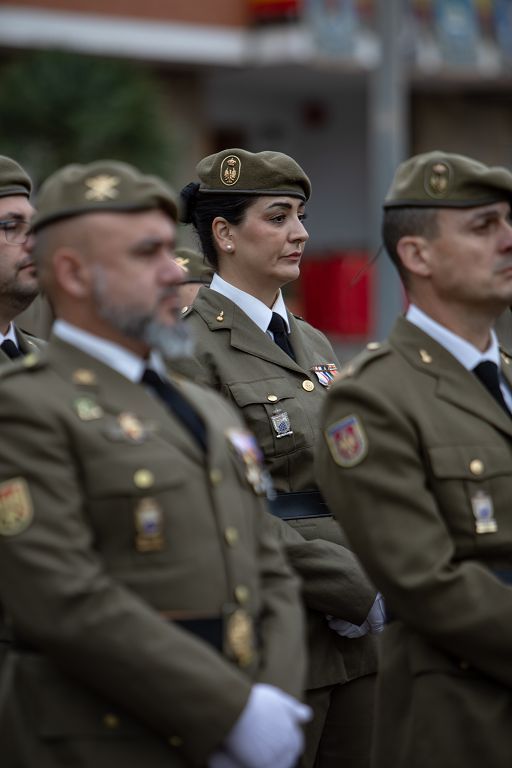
[0,155,44,363]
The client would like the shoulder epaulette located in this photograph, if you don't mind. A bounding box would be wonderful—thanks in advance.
[336,341,391,381]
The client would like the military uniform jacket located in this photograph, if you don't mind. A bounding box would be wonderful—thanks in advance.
[316,316,512,768]
[176,287,378,690]
[0,336,305,768]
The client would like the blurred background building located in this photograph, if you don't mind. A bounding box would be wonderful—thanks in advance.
[2,0,512,353]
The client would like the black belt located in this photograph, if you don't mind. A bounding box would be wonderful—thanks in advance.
[174,616,223,652]
[268,491,331,520]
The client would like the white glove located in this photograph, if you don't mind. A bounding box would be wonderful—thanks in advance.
[327,593,386,638]
[209,683,311,768]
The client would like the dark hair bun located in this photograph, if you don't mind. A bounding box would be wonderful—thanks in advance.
[179,182,200,223]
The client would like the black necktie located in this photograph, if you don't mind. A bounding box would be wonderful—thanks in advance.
[473,361,511,416]
[267,313,296,361]
[1,340,22,359]
[141,368,207,451]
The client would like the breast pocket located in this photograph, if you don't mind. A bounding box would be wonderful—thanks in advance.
[81,452,189,565]
[428,444,512,549]
[226,378,312,458]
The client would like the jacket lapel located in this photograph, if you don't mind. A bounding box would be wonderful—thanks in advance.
[47,337,205,461]
[195,288,307,374]
[391,317,512,438]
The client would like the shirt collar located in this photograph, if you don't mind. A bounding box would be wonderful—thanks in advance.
[210,273,290,333]
[0,323,19,346]
[406,304,500,371]
[53,319,167,382]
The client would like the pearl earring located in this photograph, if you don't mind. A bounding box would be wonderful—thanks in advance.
[226,244,233,251]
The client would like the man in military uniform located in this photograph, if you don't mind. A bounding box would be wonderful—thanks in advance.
[0,155,44,363]
[0,160,309,768]
[175,246,214,309]
[317,150,512,767]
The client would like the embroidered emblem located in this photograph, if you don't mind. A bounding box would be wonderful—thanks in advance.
[175,257,190,273]
[311,363,338,387]
[134,497,165,552]
[84,174,120,201]
[220,155,241,186]
[325,414,368,467]
[471,490,497,534]
[74,396,104,421]
[0,478,33,536]
[270,409,293,438]
[425,162,451,198]
[226,428,273,496]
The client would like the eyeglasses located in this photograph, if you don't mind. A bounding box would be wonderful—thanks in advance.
[0,218,31,245]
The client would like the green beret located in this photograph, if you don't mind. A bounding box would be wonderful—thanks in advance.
[32,160,177,231]
[0,155,31,199]
[196,148,311,201]
[175,247,213,284]
[384,150,512,209]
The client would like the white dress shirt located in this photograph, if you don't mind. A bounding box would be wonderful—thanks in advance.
[0,322,20,349]
[209,274,290,338]
[53,319,168,382]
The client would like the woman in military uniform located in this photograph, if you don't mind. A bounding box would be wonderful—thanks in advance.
[175,148,381,768]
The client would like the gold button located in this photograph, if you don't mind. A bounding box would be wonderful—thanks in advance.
[267,394,278,402]
[103,713,120,729]
[302,380,315,392]
[168,736,183,747]
[469,459,484,476]
[133,469,154,488]
[210,468,223,485]
[234,585,249,604]
[225,526,239,546]
[181,306,189,314]
[366,342,381,351]
[419,349,433,364]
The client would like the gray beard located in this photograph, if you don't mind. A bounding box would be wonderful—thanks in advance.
[91,270,194,360]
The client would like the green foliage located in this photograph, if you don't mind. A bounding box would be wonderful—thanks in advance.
[0,50,175,186]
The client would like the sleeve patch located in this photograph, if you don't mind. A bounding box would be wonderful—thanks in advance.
[324,414,368,468]
[0,478,34,536]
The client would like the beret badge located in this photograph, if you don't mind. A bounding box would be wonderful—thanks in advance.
[221,155,241,186]
[84,175,120,202]
[425,162,451,198]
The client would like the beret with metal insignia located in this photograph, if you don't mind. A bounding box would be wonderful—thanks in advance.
[196,148,311,201]
[174,247,213,284]
[384,150,512,209]
[0,155,32,199]
[32,160,177,232]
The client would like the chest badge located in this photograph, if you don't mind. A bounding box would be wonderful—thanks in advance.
[270,409,293,438]
[311,363,338,387]
[74,396,104,421]
[471,490,497,534]
[226,428,273,497]
[134,497,165,552]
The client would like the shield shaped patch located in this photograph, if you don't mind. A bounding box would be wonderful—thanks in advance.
[324,414,368,467]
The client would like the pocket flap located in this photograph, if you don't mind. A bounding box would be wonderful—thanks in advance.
[428,445,511,480]
[228,379,295,408]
